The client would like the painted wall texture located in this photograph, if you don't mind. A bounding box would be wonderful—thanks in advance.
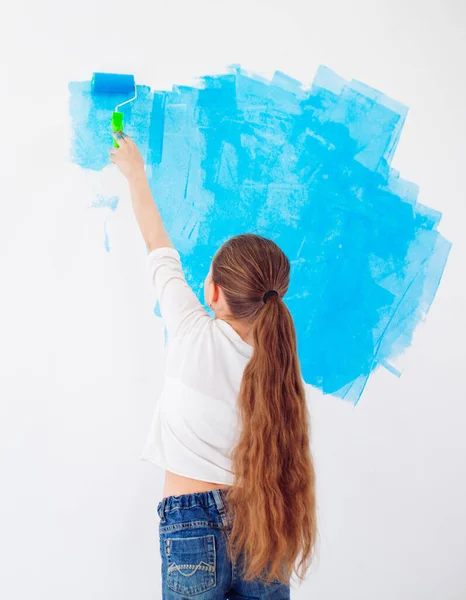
[69,65,451,403]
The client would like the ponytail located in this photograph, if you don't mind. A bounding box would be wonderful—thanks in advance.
[212,234,317,585]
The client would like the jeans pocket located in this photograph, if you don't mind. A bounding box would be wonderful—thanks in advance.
[165,534,216,596]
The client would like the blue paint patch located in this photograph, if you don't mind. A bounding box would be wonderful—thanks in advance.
[69,66,451,403]
[376,358,402,378]
[90,194,120,211]
[69,81,154,170]
[103,221,110,253]
[153,301,162,318]
[152,302,168,345]
[90,194,120,252]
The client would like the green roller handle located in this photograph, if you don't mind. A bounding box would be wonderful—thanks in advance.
[111,111,124,148]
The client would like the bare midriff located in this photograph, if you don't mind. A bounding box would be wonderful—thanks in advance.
[163,470,231,498]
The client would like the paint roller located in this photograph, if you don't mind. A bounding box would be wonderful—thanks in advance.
[91,72,137,147]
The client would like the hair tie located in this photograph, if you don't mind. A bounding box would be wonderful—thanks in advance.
[263,290,278,304]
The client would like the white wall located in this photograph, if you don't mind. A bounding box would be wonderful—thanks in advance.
[2,1,465,598]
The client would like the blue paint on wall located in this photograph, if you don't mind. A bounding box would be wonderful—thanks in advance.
[69,81,154,171]
[90,194,119,252]
[69,66,451,403]
[91,194,119,211]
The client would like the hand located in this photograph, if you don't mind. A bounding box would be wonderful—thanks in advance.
[110,132,145,181]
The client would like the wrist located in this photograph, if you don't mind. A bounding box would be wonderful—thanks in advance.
[128,168,147,186]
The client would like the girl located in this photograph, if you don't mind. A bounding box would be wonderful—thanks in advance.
[110,131,316,599]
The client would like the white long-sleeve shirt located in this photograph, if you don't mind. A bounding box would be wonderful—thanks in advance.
[140,247,253,485]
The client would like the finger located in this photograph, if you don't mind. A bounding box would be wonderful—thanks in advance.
[112,131,127,144]
[109,148,118,156]
[119,131,133,144]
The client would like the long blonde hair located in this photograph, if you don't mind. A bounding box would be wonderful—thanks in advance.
[212,233,316,585]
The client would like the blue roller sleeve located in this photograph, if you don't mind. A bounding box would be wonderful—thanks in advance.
[91,72,135,95]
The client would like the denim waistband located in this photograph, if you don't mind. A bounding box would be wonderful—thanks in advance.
[157,488,229,521]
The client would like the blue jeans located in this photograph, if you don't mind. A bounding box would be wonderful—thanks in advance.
[157,488,291,599]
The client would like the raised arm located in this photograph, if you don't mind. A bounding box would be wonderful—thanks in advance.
[110,132,209,338]
[110,131,171,251]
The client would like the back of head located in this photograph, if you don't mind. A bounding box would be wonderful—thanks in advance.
[212,234,316,585]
